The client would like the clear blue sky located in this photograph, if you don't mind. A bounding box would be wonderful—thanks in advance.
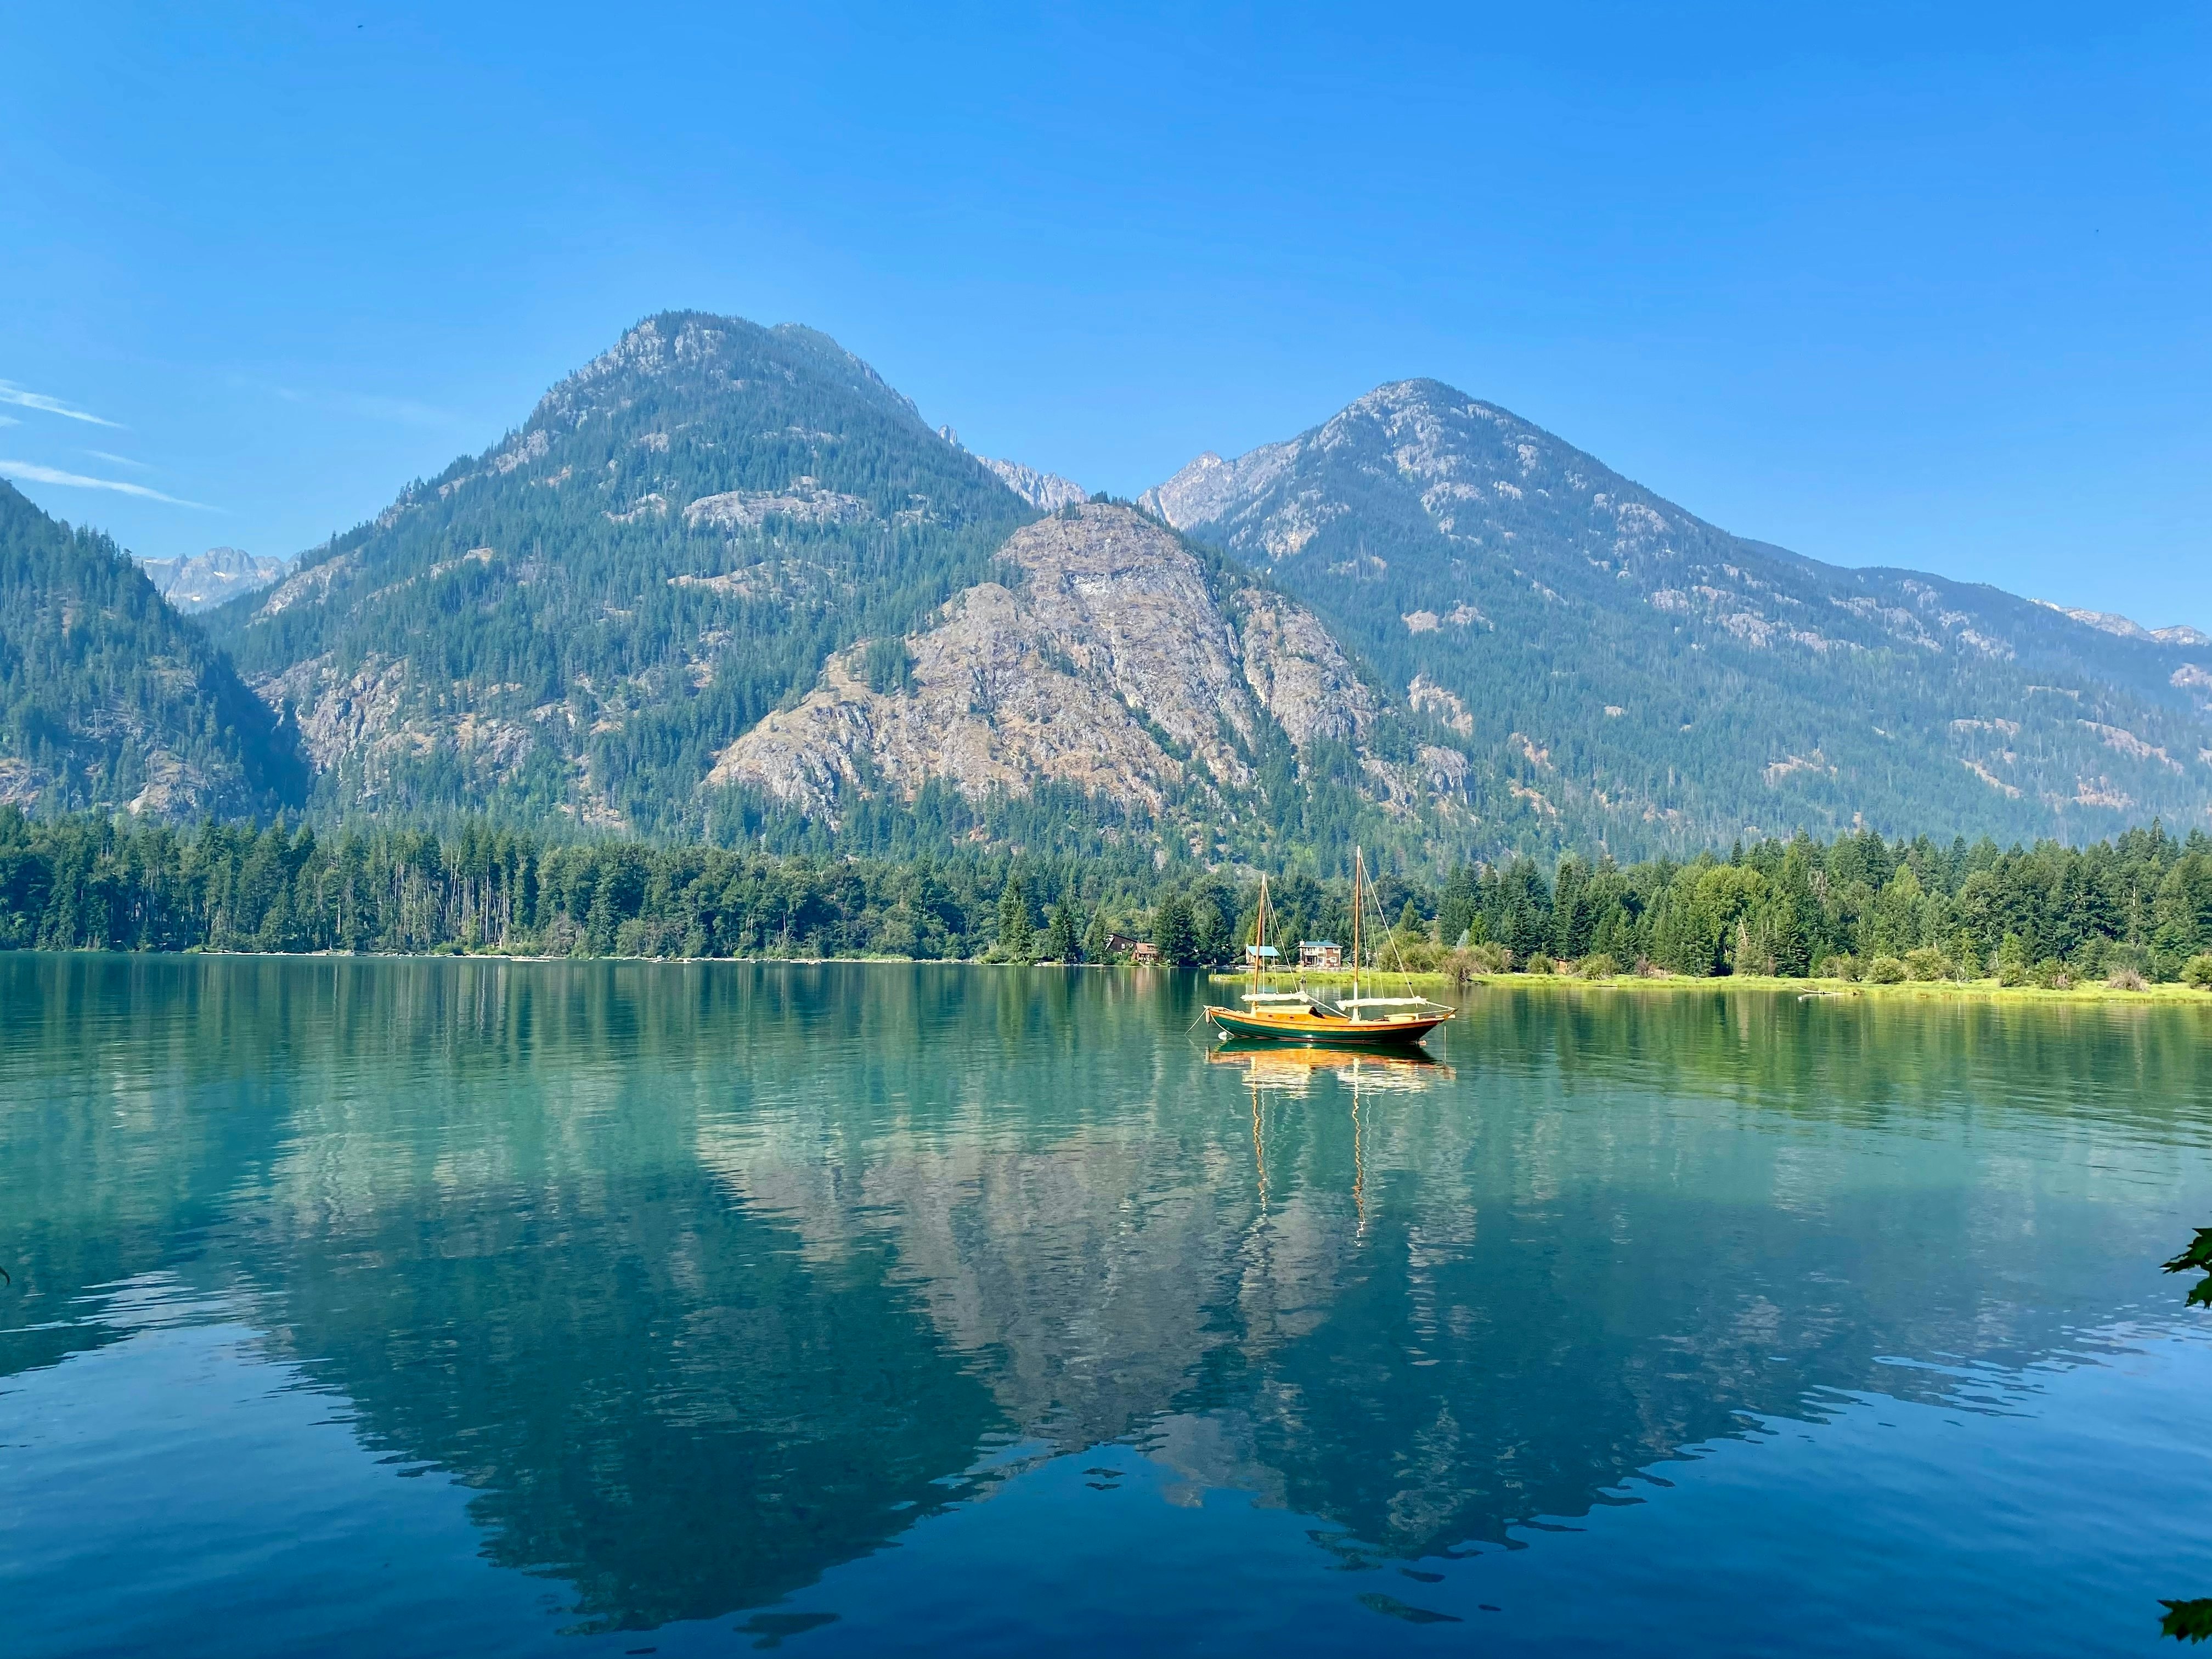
[3,2,2207,626]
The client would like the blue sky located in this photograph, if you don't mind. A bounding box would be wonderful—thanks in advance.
[3,2,2207,625]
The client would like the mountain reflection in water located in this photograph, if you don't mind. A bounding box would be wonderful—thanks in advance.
[4,954,2211,1643]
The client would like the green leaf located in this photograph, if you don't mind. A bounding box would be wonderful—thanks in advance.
[2160,1599,2212,1642]
[2164,1228,2212,1276]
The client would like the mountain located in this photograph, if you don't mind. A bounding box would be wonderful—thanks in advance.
[708,501,1406,858]
[0,484,306,818]
[975,455,1087,511]
[137,545,289,612]
[188,322,2212,861]
[207,313,1039,836]
[1143,380,2212,851]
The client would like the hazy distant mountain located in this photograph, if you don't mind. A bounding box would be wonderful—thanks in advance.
[975,455,1087,511]
[138,545,289,612]
[2032,600,2210,649]
[0,485,306,819]
[1144,379,2212,849]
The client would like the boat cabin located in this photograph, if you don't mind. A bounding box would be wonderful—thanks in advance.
[1299,940,1343,970]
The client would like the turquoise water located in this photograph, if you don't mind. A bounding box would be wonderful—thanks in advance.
[5,954,2212,1656]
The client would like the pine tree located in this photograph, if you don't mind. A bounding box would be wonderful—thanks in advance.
[998,875,1035,961]
[1152,891,1198,965]
[1043,899,1080,962]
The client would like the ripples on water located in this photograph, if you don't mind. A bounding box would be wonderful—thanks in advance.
[3,956,2211,1657]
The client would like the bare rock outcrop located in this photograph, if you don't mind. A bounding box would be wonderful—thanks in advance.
[705,504,1375,824]
[1235,590,1378,748]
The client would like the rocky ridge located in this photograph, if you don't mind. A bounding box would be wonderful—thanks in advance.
[977,456,1087,512]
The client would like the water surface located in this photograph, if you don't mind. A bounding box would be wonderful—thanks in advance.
[5,956,2212,1655]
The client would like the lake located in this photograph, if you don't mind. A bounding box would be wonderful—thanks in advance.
[5,953,2212,1656]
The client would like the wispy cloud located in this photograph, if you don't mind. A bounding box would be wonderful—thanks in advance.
[0,414,18,426]
[0,381,123,428]
[0,460,211,509]
[83,449,153,471]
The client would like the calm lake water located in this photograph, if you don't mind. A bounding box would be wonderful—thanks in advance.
[6,955,2212,1656]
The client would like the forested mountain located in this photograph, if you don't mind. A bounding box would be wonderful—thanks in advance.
[206,313,1040,837]
[1143,381,2212,855]
[128,318,2205,866]
[0,484,306,820]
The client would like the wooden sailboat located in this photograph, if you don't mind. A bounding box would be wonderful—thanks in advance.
[1203,851,1452,1047]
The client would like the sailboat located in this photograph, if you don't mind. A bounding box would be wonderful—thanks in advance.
[1203,849,1453,1047]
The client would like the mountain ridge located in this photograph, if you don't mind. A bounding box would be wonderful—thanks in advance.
[1142,377,2212,850]
[7,314,2204,860]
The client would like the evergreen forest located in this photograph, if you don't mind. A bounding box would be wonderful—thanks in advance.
[6,805,2210,989]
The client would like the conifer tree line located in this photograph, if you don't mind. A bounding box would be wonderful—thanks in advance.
[3,805,2210,987]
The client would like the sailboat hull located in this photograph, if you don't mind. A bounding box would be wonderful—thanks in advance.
[1204,1005,1449,1046]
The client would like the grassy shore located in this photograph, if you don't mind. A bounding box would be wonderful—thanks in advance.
[1210,966,2210,1004]
[1463,971,2212,1005]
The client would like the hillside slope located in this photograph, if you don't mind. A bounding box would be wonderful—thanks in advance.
[706,503,1437,861]
[1144,381,2212,851]
[207,313,1038,834]
[0,484,306,818]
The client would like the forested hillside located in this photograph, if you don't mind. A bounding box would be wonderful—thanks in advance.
[7,805,2209,988]
[0,484,306,820]
[1145,381,2212,856]
[205,314,1039,836]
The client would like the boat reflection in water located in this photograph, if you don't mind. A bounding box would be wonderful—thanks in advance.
[1209,1041,1457,1228]
[1206,1039,1454,1095]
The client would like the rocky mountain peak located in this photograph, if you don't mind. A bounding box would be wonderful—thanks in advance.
[1138,444,1294,534]
[522,313,924,448]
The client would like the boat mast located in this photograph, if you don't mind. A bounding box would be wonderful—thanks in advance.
[1352,847,1363,1013]
[1252,874,1267,1000]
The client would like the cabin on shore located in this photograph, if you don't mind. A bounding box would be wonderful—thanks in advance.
[1107,931,1161,965]
[1244,944,1281,967]
[1299,940,1343,970]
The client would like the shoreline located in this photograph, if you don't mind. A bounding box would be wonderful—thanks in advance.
[59,951,2202,1002]
[1458,972,2212,1006]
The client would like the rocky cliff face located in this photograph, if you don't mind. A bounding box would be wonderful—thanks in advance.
[706,503,1381,826]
